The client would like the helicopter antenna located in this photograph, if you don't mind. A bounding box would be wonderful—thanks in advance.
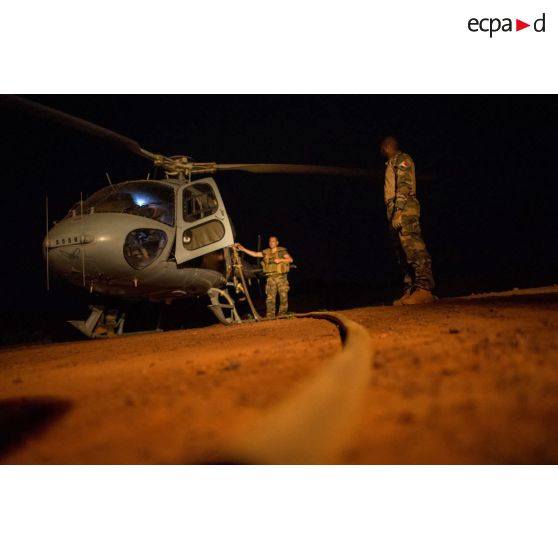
[105,172,116,192]
[45,195,50,291]
[80,192,86,287]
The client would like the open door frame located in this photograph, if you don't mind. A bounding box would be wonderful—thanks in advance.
[174,177,235,265]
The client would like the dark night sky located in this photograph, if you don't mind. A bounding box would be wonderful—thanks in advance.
[1,95,557,342]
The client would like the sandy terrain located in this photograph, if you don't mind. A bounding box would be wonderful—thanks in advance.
[1,286,557,464]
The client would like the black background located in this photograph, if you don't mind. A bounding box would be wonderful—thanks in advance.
[1,95,557,344]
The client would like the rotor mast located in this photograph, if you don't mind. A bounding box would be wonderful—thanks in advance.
[141,149,219,182]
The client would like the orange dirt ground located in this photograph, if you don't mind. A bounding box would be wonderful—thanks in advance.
[1,286,557,464]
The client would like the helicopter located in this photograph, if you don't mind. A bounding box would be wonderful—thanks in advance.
[5,96,376,337]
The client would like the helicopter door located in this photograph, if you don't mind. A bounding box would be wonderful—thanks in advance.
[174,177,234,265]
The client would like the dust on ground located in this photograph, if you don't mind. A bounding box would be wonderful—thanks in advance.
[1,286,557,464]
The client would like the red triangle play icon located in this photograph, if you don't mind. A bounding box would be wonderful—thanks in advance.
[516,19,530,31]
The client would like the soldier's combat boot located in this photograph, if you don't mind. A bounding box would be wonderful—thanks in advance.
[393,289,412,306]
[401,288,434,305]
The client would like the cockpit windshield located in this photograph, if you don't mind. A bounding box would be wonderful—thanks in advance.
[66,181,175,226]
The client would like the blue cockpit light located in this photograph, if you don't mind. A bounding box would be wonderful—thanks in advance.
[133,195,148,207]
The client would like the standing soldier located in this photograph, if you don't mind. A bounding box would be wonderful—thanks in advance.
[236,236,293,318]
[381,136,435,305]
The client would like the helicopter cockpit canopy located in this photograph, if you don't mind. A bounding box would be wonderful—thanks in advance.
[66,181,175,226]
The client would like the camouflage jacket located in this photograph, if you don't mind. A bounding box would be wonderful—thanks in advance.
[384,151,419,215]
[262,247,290,275]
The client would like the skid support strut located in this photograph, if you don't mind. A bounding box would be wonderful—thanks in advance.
[207,288,242,325]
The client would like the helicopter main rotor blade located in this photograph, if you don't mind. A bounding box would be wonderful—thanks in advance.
[214,163,380,179]
[3,96,429,182]
[1,95,157,163]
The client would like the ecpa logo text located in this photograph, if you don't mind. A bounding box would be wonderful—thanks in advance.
[468,13,546,37]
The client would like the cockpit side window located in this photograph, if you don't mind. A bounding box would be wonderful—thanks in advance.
[66,182,175,226]
[182,183,219,222]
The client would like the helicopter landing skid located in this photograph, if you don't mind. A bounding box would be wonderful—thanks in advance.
[207,288,242,325]
[68,305,126,339]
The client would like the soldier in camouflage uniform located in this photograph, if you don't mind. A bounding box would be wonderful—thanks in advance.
[381,136,435,305]
[236,236,293,318]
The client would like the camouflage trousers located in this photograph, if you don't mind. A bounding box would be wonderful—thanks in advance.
[389,211,435,292]
[265,273,289,318]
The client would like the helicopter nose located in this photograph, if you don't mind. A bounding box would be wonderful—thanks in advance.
[43,220,95,277]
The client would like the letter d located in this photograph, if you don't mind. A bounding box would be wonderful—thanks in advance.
[534,13,545,32]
